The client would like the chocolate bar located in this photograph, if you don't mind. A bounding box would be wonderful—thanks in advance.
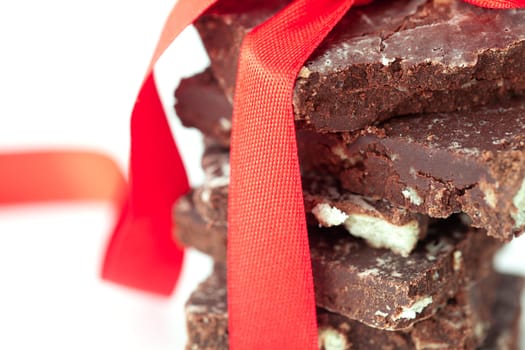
[185,266,523,350]
[297,99,525,241]
[174,192,501,330]
[194,144,429,256]
[195,0,525,132]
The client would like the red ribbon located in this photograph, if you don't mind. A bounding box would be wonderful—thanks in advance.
[227,0,360,347]
[0,0,523,348]
[101,0,217,294]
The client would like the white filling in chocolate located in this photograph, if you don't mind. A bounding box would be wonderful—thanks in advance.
[511,177,525,229]
[312,203,349,226]
[317,328,348,350]
[218,117,232,131]
[312,203,420,256]
[358,268,380,278]
[393,296,433,321]
[331,145,349,161]
[402,187,423,206]
[453,250,462,272]
[482,186,497,209]
[381,55,395,66]
[374,310,388,318]
[343,214,420,257]
[200,188,211,203]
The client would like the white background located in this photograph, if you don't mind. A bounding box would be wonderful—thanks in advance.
[0,1,523,349]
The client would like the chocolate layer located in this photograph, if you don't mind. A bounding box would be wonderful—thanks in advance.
[175,67,525,241]
[298,99,525,241]
[194,144,428,256]
[194,0,525,132]
[185,266,523,350]
[174,193,501,330]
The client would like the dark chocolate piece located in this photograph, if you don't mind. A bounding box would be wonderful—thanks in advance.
[185,267,523,350]
[185,265,229,350]
[193,145,429,256]
[195,0,525,132]
[192,144,230,226]
[174,192,501,330]
[195,0,289,104]
[297,99,525,241]
[175,69,233,147]
[174,190,227,263]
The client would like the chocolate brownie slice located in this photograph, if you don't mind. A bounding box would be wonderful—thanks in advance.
[185,266,523,350]
[194,0,525,132]
[194,144,428,256]
[297,99,525,241]
[174,193,501,330]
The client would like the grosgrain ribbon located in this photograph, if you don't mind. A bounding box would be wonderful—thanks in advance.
[227,0,357,348]
[464,0,525,7]
[0,0,524,348]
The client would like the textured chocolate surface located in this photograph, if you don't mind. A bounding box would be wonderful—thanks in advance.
[174,192,501,330]
[185,265,229,350]
[185,267,523,350]
[193,144,429,256]
[298,99,525,241]
[175,69,233,147]
[195,0,525,132]
[192,144,231,226]
[195,0,288,104]
[175,190,228,263]
[174,70,525,241]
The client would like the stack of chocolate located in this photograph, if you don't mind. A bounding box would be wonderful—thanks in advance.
[172,0,525,348]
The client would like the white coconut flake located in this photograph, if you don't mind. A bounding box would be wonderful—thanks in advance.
[483,187,497,209]
[200,188,211,203]
[312,203,349,227]
[358,268,380,278]
[375,310,388,318]
[511,177,525,229]
[218,117,232,131]
[381,55,395,66]
[453,251,462,272]
[318,328,348,350]
[331,145,349,161]
[343,214,420,257]
[393,297,433,320]
[402,187,423,206]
